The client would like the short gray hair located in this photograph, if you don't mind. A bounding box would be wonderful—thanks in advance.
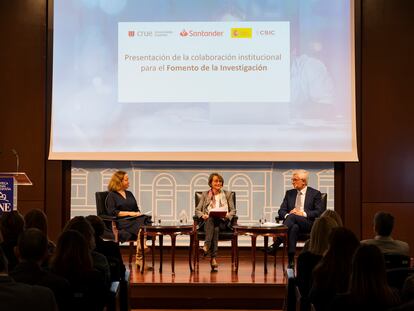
[292,169,309,184]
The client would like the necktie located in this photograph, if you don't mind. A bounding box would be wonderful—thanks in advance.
[295,190,302,210]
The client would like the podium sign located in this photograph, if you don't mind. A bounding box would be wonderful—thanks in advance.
[0,173,31,214]
[0,177,17,212]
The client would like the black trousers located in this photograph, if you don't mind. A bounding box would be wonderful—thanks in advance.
[283,214,313,255]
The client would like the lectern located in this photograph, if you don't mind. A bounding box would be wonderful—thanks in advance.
[0,172,32,213]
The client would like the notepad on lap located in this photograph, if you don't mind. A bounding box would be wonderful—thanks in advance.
[209,207,228,218]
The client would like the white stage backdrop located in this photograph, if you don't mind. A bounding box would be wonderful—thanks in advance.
[71,161,334,246]
[50,0,357,162]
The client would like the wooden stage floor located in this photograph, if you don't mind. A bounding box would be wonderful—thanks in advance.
[123,247,288,309]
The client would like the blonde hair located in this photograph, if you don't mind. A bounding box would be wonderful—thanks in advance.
[308,217,339,255]
[107,170,127,192]
[321,209,343,227]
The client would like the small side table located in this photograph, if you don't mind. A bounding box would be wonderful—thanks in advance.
[233,224,288,274]
[140,223,195,274]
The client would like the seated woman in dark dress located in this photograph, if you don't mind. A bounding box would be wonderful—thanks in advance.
[195,173,236,271]
[106,170,148,268]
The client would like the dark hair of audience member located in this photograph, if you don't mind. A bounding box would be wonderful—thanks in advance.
[17,228,48,262]
[0,211,25,242]
[51,230,93,279]
[85,215,105,238]
[24,209,48,235]
[0,247,8,273]
[312,227,360,293]
[63,216,96,250]
[401,274,414,303]
[374,211,394,236]
[349,244,400,306]
[321,209,343,227]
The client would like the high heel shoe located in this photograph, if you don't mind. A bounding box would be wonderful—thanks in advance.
[135,259,153,271]
[202,244,209,257]
[210,257,218,271]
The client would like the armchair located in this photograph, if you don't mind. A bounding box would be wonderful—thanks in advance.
[383,253,411,269]
[95,191,136,264]
[193,191,238,268]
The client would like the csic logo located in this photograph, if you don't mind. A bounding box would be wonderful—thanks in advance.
[180,30,189,37]
[257,30,275,36]
[128,30,135,37]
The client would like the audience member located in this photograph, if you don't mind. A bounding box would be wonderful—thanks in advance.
[64,216,110,287]
[320,209,343,227]
[361,211,409,256]
[388,274,414,311]
[296,217,339,300]
[0,247,58,311]
[0,211,25,271]
[51,230,107,311]
[24,209,56,257]
[302,209,342,252]
[10,228,71,311]
[309,227,360,311]
[329,244,400,311]
[86,215,126,281]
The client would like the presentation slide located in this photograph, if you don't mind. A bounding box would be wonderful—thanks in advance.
[118,22,290,103]
[50,0,357,161]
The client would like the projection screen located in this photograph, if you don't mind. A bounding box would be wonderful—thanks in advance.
[49,0,357,161]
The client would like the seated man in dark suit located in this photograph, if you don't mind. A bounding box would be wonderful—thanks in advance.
[268,170,323,267]
[361,211,410,256]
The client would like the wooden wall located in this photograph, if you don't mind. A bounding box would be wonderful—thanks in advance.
[0,0,70,240]
[339,0,414,256]
[1,0,413,255]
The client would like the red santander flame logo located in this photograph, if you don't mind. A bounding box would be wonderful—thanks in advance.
[180,30,189,37]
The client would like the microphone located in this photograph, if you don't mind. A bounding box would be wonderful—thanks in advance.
[11,149,19,173]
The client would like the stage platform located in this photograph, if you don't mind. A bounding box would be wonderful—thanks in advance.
[124,247,288,309]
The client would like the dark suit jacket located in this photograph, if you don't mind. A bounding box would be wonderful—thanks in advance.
[0,275,58,311]
[10,261,71,311]
[278,187,323,221]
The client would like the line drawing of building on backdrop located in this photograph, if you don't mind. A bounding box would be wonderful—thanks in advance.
[70,163,334,245]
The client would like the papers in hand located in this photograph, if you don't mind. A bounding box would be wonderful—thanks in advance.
[209,207,227,218]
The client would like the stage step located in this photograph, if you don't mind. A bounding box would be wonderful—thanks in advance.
[130,282,285,309]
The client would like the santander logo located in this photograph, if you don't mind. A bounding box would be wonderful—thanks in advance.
[179,29,223,37]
